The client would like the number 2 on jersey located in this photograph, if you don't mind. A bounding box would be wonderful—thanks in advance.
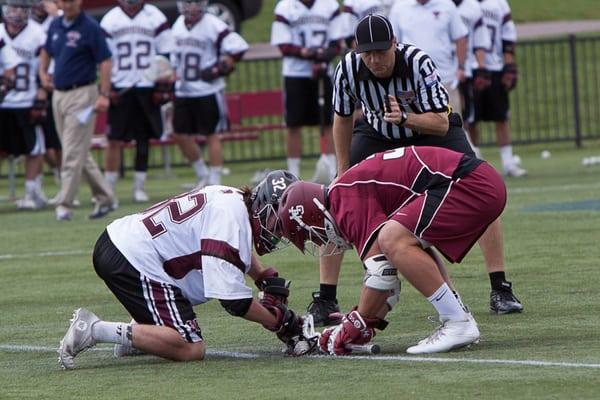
[142,191,207,237]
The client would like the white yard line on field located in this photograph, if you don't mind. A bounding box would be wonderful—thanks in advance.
[0,249,87,260]
[509,181,600,194]
[2,344,599,369]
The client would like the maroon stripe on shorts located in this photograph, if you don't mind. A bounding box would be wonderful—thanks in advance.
[200,239,246,273]
[150,282,174,327]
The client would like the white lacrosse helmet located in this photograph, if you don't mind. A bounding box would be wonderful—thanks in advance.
[177,0,208,23]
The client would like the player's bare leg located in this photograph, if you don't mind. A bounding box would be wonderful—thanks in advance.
[18,154,47,209]
[478,218,523,313]
[132,324,205,361]
[172,133,208,187]
[206,134,223,185]
[104,140,123,206]
[286,127,302,178]
[376,221,479,354]
[44,148,62,184]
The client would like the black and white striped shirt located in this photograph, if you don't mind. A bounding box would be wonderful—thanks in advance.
[332,44,449,140]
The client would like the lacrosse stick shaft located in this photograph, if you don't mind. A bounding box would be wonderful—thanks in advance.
[346,343,381,354]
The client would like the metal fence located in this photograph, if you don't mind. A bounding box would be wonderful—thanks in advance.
[186,33,600,166]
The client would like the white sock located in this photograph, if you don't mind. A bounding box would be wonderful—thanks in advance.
[427,283,469,322]
[208,166,223,185]
[499,145,514,171]
[192,159,208,180]
[92,321,133,345]
[133,171,146,192]
[105,171,119,192]
[287,157,300,178]
[25,180,37,197]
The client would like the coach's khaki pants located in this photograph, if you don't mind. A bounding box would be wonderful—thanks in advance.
[53,84,113,209]
[444,82,463,115]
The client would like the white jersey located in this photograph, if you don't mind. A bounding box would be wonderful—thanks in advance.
[101,4,173,89]
[456,0,490,77]
[270,0,345,78]
[171,14,248,98]
[0,22,46,109]
[0,30,19,73]
[478,0,516,71]
[341,0,395,39]
[390,0,468,87]
[107,186,254,305]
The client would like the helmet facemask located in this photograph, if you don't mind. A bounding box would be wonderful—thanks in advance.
[2,4,30,30]
[177,0,207,25]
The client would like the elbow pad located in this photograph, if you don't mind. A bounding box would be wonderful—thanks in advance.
[219,298,252,317]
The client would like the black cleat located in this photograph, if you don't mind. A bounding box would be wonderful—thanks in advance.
[307,291,342,327]
[490,281,523,314]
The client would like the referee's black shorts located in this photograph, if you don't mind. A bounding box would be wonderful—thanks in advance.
[474,71,510,122]
[349,113,475,167]
[284,76,333,128]
[108,87,163,142]
[92,230,203,343]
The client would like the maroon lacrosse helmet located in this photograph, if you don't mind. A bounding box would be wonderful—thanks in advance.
[278,181,351,254]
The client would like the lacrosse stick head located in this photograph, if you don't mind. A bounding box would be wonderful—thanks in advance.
[143,55,173,82]
[283,314,321,356]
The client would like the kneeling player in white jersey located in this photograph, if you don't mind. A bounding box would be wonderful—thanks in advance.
[170,0,248,188]
[0,0,48,209]
[57,171,309,369]
[101,0,174,204]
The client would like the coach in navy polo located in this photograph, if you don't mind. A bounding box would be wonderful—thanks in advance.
[39,0,115,221]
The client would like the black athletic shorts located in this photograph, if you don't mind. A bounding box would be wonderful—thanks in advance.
[474,71,509,122]
[349,113,475,167]
[93,230,203,343]
[173,92,228,135]
[283,76,333,128]
[459,79,475,125]
[41,92,61,150]
[0,108,43,156]
[108,87,163,141]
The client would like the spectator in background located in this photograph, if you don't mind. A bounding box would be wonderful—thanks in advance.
[170,0,248,188]
[389,0,468,115]
[31,0,63,188]
[454,0,491,160]
[469,0,525,178]
[100,0,173,204]
[270,0,345,183]
[39,0,115,221]
[0,0,48,210]
[341,0,394,49]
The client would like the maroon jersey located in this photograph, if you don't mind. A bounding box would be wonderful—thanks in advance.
[328,146,497,261]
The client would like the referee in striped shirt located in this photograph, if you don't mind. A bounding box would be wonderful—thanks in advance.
[306,14,523,327]
[333,13,473,172]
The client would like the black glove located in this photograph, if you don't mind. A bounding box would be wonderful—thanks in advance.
[263,304,303,344]
[472,68,491,91]
[312,47,338,63]
[260,277,290,308]
[152,81,174,106]
[200,60,235,82]
[216,59,235,76]
[501,63,518,91]
[29,98,48,124]
[0,76,15,103]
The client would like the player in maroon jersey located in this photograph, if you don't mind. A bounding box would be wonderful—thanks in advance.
[275,146,507,355]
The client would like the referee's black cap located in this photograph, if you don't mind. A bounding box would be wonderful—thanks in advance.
[355,14,394,54]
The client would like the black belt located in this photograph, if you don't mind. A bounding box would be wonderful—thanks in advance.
[55,80,95,91]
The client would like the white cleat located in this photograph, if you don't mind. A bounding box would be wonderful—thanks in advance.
[57,308,99,369]
[16,196,41,210]
[133,189,149,203]
[505,164,527,178]
[406,314,480,354]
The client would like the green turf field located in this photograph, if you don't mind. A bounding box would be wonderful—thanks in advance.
[241,0,600,44]
[1,141,600,399]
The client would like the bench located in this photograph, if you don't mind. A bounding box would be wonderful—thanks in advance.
[92,89,285,149]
